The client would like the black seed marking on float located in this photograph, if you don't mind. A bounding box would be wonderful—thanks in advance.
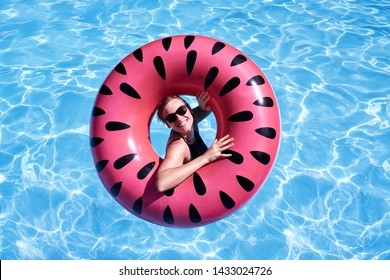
[204,67,219,90]
[184,35,195,49]
[186,50,197,76]
[223,149,244,164]
[246,75,265,86]
[227,111,253,122]
[255,127,277,139]
[114,154,137,170]
[90,137,104,148]
[133,48,143,62]
[137,162,156,180]
[212,42,225,55]
[231,54,247,66]
[250,151,271,165]
[162,37,172,51]
[114,63,127,75]
[189,204,202,223]
[163,206,174,224]
[110,182,122,197]
[120,83,141,99]
[219,191,235,209]
[193,172,206,196]
[105,121,130,131]
[95,160,109,173]
[164,189,175,197]
[99,84,113,95]
[153,56,166,80]
[92,107,106,117]
[236,175,255,192]
[133,197,142,215]
[254,97,274,107]
[220,77,240,96]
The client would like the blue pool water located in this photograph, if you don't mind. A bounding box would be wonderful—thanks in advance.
[0,0,389,260]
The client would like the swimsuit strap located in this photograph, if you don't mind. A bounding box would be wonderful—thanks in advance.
[167,129,207,160]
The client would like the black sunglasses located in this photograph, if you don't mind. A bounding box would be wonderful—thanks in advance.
[164,105,188,123]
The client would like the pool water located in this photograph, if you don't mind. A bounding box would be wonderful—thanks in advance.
[0,0,389,260]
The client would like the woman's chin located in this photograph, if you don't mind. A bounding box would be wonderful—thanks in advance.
[175,120,192,134]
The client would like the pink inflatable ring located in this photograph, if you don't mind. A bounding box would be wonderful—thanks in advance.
[90,35,280,227]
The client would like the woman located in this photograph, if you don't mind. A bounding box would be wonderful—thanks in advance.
[155,91,234,192]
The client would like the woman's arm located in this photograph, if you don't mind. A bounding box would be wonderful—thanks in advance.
[156,134,234,192]
[156,139,208,192]
[192,91,212,124]
[192,106,211,124]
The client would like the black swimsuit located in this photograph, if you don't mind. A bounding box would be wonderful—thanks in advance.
[186,129,208,159]
[169,129,208,160]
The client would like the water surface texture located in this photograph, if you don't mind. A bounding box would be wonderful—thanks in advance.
[0,0,389,259]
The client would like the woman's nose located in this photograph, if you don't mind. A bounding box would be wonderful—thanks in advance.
[176,114,186,122]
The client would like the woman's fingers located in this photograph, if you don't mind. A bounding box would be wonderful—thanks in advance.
[218,134,233,144]
[197,90,208,100]
[215,135,234,156]
[218,134,229,141]
[196,91,205,101]
[204,134,235,163]
[220,138,234,149]
[221,141,234,151]
[203,93,211,103]
[197,91,211,110]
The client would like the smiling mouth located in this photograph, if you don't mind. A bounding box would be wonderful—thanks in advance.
[176,119,188,127]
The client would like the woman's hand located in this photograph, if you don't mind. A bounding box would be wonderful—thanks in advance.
[196,91,211,111]
[156,134,234,192]
[202,134,234,163]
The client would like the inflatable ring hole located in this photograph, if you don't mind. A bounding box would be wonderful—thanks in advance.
[149,95,217,158]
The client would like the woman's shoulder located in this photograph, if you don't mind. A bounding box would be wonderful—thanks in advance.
[166,132,191,162]
[167,131,183,145]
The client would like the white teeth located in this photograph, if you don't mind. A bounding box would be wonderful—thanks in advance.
[177,119,187,127]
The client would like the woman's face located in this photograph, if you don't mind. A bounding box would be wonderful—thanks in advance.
[162,98,193,135]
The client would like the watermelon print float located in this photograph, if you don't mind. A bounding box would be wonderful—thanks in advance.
[90,35,280,227]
